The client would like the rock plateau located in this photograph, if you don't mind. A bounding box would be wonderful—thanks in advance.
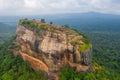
[15,19,92,79]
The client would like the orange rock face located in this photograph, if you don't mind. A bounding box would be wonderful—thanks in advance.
[20,52,48,72]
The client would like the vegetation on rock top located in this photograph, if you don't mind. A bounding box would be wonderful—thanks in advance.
[19,19,91,53]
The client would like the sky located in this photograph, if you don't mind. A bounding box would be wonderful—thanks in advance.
[0,0,120,16]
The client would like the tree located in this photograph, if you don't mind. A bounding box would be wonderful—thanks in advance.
[41,19,46,23]
[50,21,53,24]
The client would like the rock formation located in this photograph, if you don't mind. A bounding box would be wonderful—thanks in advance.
[15,19,92,79]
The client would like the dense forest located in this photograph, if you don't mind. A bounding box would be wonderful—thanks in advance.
[0,37,47,80]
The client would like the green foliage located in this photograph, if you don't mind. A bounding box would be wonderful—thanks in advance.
[19,19,31,25]
[50,21,53,24]
[79,32,91,44]
[80,43,91,53]
[83,36,90,44]
[0,38,47,80]
[37,24,48,30]
[71,28,91,44]
[19,19,58,32]
[50,27,57,31]
[19,19,59,32]
[59,67,120,80]
[70,28,91,52]
[41,18,46,23]
[59,68,76,80]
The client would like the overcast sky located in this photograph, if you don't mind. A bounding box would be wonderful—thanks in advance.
[0,0,120,16]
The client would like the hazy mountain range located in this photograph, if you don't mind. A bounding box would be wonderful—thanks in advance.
[0,12,120,32]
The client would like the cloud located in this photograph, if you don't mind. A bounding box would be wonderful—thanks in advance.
[0,0,120,15]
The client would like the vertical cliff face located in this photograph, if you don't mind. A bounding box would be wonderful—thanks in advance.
[16,19,92,78]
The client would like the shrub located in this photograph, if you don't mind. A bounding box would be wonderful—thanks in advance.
[79,43,91,53]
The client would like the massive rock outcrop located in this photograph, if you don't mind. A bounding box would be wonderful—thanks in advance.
[16,19,92,79]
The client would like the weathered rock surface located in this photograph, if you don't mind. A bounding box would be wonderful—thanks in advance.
[15,20,92,79]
